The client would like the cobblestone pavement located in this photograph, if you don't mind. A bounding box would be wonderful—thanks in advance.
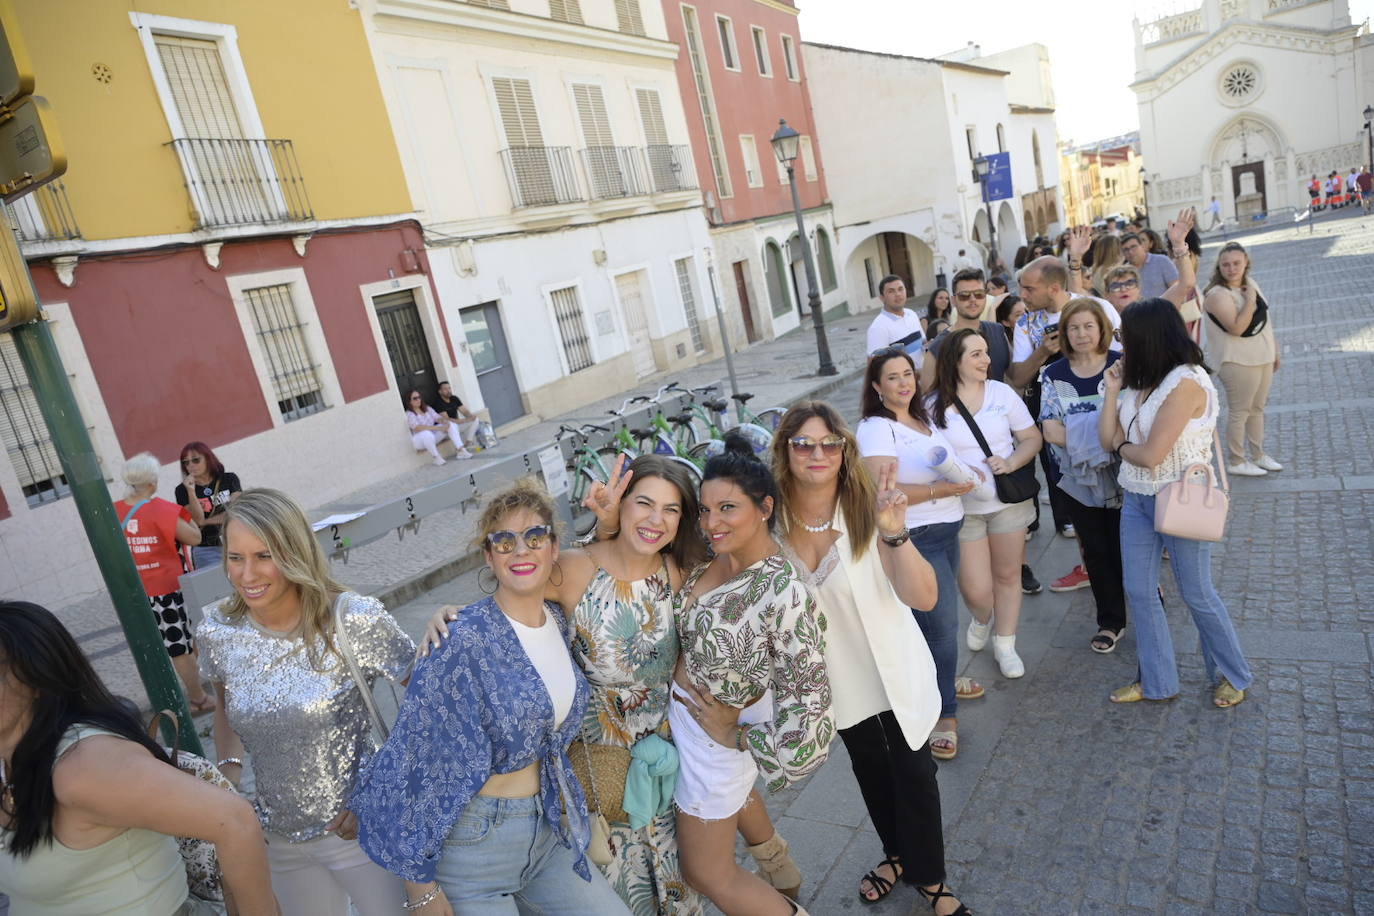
[388,217,1374,915]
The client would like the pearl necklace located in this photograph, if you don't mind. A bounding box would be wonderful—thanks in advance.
[800,517,833,534]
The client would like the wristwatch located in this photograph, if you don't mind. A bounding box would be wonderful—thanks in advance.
[880,530,910,548]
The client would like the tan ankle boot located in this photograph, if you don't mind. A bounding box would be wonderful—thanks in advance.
[747,831,802,900]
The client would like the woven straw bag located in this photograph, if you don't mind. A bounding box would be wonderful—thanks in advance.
[568,738,631,824]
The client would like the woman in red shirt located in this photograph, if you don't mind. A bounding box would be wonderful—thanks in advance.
[115,452,213,712]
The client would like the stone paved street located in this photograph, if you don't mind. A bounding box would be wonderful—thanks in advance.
[385,215,1374,915]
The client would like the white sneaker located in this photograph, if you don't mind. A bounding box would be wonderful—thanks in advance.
[967,618,992,652]
[992,635,1025,678]
[1254,455,1284,472]
[433,456,446,466]
[1227,461,1266,477]
[455,448,474,460]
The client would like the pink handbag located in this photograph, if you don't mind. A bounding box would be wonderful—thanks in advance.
[1154,431,1229,541]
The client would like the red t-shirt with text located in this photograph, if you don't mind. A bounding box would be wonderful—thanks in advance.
[115,497,192,596]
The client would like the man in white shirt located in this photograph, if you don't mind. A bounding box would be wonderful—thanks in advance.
[865,274,924,367]
[952,249,975,271]
[1008,257,1120,389]
[1205,196,1223,230]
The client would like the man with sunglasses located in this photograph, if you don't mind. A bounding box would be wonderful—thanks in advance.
[1120,232,1178,299]
[919,267,1011,391]
[865,274,925,366]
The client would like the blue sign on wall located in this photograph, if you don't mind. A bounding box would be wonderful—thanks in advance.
[984,152,1013,202]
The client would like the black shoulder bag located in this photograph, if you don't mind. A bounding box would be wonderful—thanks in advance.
[954,396,1039,505]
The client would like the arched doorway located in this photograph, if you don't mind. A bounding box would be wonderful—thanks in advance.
[762,240,793,320]
[997,201,1019,267]
[786,231,810,316]
[842,230,935,307]
[1209,115,1288,217]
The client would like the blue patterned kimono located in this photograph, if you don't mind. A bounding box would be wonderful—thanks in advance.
[351,597,592,883]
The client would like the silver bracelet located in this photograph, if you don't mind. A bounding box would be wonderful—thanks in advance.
[216,757,243,769]
[403,887,442,911]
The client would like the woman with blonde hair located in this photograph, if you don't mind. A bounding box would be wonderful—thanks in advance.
[1087,234,1124,298]
[114,452,212,712]
[1203,241,1281,476]
[199,488,416,914]
[770,402,970,913]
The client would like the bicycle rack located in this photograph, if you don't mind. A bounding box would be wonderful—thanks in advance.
[176,387,710,615]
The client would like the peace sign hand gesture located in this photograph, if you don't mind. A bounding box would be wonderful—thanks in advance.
[874,460,908,537]
[582,453,633,532]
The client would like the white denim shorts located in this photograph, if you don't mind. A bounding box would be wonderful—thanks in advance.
[669,690,773,821]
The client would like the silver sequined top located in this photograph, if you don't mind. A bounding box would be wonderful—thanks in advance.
[198,592,415,841]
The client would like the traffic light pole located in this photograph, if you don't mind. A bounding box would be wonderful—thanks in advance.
[11,308,203,755]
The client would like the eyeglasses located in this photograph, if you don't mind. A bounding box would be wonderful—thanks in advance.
[1107,279,1139,292]
[955,290,987,301]
[183,456,204,464]
[485,525,553,554]
[409,395,422,401]
[788,435,846,456]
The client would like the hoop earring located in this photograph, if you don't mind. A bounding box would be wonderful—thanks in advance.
[478,566,497,595]
[550,561,564,588]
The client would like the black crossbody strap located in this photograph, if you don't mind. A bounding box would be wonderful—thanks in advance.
[953,397,995,460]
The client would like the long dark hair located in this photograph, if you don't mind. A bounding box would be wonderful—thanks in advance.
[861,349,931,428]
[929,328,985,429]
[619,455,708,570]
[0,602,170,858]
[703,431,779,532]
[179,440,226,480]
[924,288,950,326]
[1119,298,1208,392]
[405,388,428,415]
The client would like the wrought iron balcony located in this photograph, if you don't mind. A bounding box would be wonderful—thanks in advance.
[5,179,81,242]
[580,146,649,200]
[644,144,697,194]
[499,146,584,209]
[167,137,313,229]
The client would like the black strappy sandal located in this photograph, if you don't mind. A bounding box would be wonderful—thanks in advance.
[918,882,972,915]
[859,855,901,904]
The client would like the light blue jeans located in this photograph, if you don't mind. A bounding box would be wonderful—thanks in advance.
[910,519,963,719]
[1120,490,1254,699]
[434,794,629,914]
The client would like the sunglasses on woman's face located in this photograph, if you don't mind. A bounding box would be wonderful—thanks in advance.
[183,455,204,465]
[485,525,553,554]
[787,435,846,456]
[1107,279,1139,293]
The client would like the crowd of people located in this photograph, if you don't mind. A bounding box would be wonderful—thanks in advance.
[2,208,1275,916]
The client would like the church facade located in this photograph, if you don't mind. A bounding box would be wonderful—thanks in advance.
[1132,0,1374,221]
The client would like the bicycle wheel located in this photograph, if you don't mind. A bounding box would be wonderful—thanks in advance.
[688,439,725,462]
[664,455,703,484]
[570,469,600,535]
[753,408,786,432]
[672,420,700,452]
[733,423,773,456]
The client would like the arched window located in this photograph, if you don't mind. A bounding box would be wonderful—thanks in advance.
[763,241,791,317]
[815,227,837,292]
[1032,130,1044,189]
[996,123,1006,153]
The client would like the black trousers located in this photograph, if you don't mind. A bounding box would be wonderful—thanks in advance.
[838,710,946,886]
[1038,444,1074,532]
[1064,496,1127,632]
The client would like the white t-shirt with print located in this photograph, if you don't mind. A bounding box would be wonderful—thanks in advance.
[929,381,1036,515]
[855,416,972,528]
[866,308,925,367]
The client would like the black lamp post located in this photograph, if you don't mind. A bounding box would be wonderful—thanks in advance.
[972,153,996,270]
[1364,104,1373,173]
[770,118,836,376]
[1139,166,1150,228]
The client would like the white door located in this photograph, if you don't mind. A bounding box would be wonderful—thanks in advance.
[615,271,657,379]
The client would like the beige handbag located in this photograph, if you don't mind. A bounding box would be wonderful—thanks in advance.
[1154,430,1229,542]
[569,737,627,867]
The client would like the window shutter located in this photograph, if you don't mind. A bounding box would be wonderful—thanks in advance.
[549,0,583,23]
[635,89,668,146]
[154,34,244,138]
[572,84,614,148]
[615,0,645,35]
[0,333,64,494]
[468,0,511,8]
[491,77,544,147]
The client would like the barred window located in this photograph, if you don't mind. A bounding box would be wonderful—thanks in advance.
[816,227,837,292]
[244,284,325,421]
[549,286,594,373]
[0,333,69,507]
[674,258,705,353]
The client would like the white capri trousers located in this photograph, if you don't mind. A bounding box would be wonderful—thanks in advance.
[411,420,473,459]
[265,831,404,915]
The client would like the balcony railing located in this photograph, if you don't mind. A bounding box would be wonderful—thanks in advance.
[581,146,649,200]
[644,144,697,193]
[167,137,313,229]
[4,179,81,242]
[500,146,584,209]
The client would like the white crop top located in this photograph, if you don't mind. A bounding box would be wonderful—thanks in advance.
[509,612,577,728]
[1117,364,1219,495]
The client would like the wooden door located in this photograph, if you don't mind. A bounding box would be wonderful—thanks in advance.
[615,270,657,378]
[882,232,913,296]
[374,291,439,405]
[733,260,759,343]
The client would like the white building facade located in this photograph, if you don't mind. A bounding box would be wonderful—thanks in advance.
[1132,0,1374,221]
[359,0,715,426]
[802,42,1062,308]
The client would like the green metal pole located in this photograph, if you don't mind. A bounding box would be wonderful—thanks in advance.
[10,316,203,756]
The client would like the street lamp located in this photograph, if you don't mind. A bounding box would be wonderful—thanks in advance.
[1139,166,1150,228]
[1364,104,1373,173]
[770,118,836,377]
[972,153,996,268]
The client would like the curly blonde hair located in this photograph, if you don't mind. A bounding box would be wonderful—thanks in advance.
[470,481,560,553]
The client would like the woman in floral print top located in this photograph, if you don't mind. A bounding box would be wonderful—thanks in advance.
[669,433,833,916]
